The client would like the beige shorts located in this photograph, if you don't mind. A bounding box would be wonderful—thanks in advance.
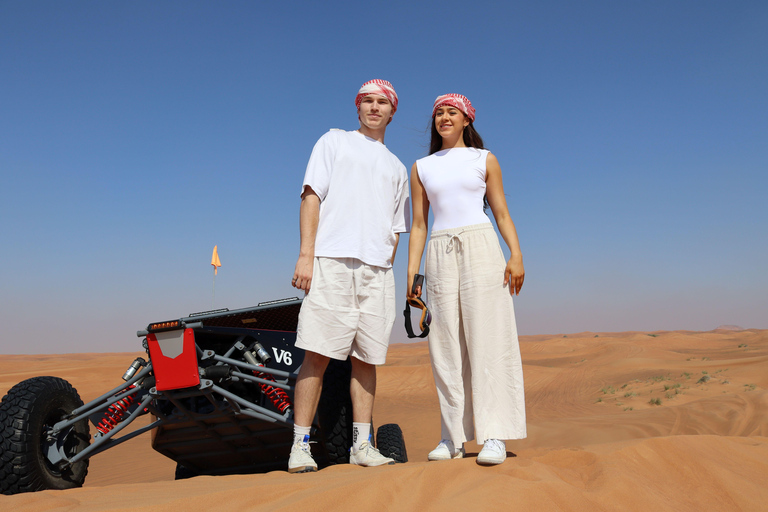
[296,257,396,365]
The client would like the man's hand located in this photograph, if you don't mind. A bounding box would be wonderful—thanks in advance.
[292,255,313,293]
[292,187,320,293]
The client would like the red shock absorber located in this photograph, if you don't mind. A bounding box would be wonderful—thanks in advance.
[243,344,292,413]
[253,368,292,413]
[96,385,139,435]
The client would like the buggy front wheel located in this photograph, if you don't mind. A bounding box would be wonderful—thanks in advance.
[0,376,90,495]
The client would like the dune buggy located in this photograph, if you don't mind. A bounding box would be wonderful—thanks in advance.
[0,298,407,495]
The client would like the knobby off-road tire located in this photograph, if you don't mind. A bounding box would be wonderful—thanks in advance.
[376,423,408,463]
[0,376,90,495]
[174,463,199,480]
[317,358,353,466]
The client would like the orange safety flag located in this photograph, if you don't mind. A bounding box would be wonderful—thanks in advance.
[211,245,222,275]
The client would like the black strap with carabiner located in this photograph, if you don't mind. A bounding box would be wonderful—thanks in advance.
[404,274,430,338]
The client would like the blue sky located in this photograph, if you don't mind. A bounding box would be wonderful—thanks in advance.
[1,1,766,354]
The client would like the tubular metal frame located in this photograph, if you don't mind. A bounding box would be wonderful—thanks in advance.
[45,335,299,471]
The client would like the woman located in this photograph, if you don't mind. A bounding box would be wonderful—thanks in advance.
[407,94,527,465]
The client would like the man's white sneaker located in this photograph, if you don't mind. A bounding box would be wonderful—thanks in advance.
[476,439,506,465]
[349,442,396,467]
[427,439,465,461]
[288,441,317,473]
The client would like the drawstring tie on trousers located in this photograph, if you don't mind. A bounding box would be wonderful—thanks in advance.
[446,231,465,253]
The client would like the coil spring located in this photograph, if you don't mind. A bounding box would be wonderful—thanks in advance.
[253,370,292,413]
[96,385,138,435]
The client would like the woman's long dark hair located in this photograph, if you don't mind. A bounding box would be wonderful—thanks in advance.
[428,114,490,210]
[428,116,485,155]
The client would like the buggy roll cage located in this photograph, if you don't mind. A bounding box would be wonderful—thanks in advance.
[45,298,304,471]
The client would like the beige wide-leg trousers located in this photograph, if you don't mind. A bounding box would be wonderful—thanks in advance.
[425,223,527,446]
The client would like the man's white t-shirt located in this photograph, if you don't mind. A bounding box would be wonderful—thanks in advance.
[302,129,410,268]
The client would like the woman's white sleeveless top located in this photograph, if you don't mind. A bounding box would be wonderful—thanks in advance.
[416,147,491,232]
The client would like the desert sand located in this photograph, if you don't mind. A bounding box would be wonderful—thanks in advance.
[2,329,767,511]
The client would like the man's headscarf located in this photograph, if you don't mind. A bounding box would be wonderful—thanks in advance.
[432,93,475,122]
[355,79,398,114]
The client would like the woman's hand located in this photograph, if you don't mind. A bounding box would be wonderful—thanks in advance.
[485,153,525,296]
[406,272,422,299]
[407,162,429,301]
[504,255,525,296]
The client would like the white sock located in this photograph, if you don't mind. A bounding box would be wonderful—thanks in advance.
[293,424,311,445]
[352,422,371,451]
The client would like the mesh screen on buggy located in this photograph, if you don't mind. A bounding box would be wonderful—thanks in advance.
[183,299,303,332]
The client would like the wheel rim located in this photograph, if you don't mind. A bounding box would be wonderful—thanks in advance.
[40,407,74,476]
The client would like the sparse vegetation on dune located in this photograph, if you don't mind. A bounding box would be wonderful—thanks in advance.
[591,351,756,409]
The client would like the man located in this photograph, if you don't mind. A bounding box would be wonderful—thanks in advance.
[289,79,410,473]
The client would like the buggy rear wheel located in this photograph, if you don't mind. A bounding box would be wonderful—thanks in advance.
[0,376,90,495]
[317,358,352,466]
[174,463,199,480]
[376,423,407,463]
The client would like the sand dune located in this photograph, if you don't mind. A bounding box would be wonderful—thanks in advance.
[2,329,767,511]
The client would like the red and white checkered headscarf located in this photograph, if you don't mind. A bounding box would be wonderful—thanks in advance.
[355,79,398,114]
[432,93,475,122]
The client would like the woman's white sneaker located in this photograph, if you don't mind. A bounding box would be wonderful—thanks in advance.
[428,439,465,461]
[476,439,506,465]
